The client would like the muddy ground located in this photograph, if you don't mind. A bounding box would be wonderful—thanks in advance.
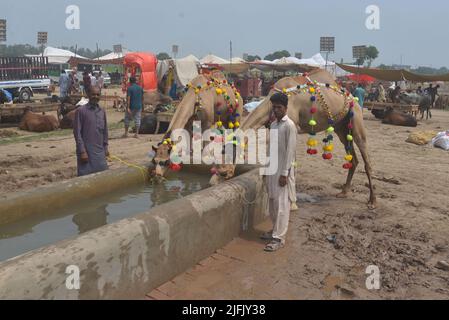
[1,96,449,299]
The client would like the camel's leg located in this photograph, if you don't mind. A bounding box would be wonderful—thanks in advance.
[335,128,359,198]
[352,124,377,210]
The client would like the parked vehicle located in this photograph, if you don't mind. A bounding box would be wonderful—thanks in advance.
[0,56,51,101]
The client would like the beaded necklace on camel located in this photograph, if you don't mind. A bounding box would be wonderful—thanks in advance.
[184,77,241,132]
[276,78,358,170]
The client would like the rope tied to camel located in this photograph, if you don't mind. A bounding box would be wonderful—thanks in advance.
[107,154,147,183]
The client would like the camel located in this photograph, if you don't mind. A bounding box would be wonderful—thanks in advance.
[213,69,377,209]
[19,106,59,132]
[59,110,77,129]
[150,70,244,179]
[399,92,432,120]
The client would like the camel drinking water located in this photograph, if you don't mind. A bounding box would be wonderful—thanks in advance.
[150,71,244,180]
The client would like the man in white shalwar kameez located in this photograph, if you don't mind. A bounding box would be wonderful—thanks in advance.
[263,92,297,252]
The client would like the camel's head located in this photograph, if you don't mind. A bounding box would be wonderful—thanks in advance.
[209,164,236,186]
[150,142,172,182]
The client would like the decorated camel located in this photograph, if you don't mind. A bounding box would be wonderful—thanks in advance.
[150,70,244,179]
[213,69,377,209]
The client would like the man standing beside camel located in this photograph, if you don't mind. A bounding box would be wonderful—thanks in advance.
[262,92,297,252]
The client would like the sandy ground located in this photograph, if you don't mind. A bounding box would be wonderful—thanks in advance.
[1,100,449,299]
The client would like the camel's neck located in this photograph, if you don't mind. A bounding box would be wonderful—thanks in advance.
[240,99,271,131]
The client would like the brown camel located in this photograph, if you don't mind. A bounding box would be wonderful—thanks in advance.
[19,107,59,132]
[215,69,377,209]
[151,71,244,179]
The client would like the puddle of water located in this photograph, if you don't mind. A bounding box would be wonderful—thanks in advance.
[0,171,211,262]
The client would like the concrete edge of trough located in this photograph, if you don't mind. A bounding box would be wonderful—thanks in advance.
[0,166,267,299]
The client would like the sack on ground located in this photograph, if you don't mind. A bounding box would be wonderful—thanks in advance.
[431,131,449,151]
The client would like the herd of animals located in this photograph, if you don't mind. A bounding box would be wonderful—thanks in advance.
[6,70,449,209]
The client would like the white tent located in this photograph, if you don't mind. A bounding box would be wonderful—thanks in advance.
[42,46,87,64]
[98,49,131,60]
[200,54,230,65]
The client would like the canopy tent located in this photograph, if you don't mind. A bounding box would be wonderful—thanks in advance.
[97,49,131,61]
[157,55,200,87]
[346,74,376,84]
[248,53,333,73]
[337,63,449,82]
[26,46,87,64]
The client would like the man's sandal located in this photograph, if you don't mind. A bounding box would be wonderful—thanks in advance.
[264,239,284,252]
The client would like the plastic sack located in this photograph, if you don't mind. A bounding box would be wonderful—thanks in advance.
[431,131,449,151]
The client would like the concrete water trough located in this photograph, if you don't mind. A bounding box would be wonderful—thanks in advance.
[0,163,267,299]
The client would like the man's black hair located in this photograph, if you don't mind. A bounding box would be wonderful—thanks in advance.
[130,76,137,84]
[270,92,288,107]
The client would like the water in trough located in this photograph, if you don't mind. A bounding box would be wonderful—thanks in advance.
[0,172,211,262]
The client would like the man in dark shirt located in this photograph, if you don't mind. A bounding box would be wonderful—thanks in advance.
[73,86,109,176]
[83,71,92,96]
[124,76,144,138]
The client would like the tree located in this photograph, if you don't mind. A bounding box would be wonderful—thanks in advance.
[157,52,171,60]
[246,54,261,62]
[264,50,290,61]
[365,46,379,67]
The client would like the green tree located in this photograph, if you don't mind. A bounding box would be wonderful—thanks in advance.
[264,50,291,61]
[246,54,261,62]
[365,46,379,67]
[157,52,171,60]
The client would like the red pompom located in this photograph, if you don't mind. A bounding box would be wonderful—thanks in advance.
[322,153,333,160]
[210,167,217,175]
[308,149,318,155]
[310,107,318,114]
[170,163,182,172]
[348,123,353,129]
[343,163,353,170]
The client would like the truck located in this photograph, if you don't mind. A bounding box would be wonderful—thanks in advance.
[0,56,51,101]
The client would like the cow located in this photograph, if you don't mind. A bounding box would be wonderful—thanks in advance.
[19,106,60,132]
[382,107,417,127]
[399,92,432,120]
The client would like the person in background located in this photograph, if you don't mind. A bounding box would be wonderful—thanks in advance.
[83,71,92,96]
[59,70,70,99]
[416,86,423,95]
[90,72,97,88]
[353,83,366,109]
[378,83,386,102]
[73,86,109,177]
[97,71,105,93]
[123,76,144,139]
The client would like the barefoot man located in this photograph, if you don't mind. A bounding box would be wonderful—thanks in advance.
[262,92,297,252]
[73,86,109,176]
[124,76,144,138]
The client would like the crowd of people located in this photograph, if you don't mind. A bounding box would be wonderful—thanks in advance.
[59,69,106,98]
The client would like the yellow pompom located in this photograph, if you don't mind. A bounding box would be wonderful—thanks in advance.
[326,126,335,133]
[282,88,287,93]
[216,88,222,95]
[354,97,359,102]
[309,87,315,94]
[309,119,317,126]
[228,122,235,129]
[345,154,353,162]
[216,121,223,127]
[347,134,353,142]
[163,141,168,145]
[323,144,334,152]
[307,139,318,147]
[194,88,200,94]
[234,121,240,128]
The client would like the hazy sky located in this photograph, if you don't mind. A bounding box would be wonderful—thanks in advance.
[2,0,449,67]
